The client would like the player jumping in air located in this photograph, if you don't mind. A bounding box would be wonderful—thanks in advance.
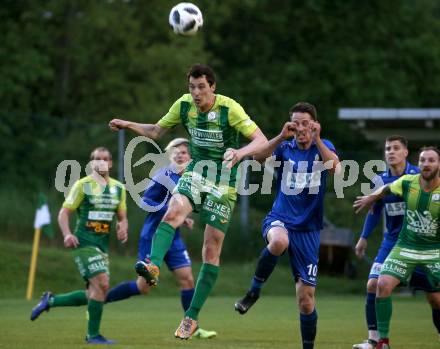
[109,64,267,339]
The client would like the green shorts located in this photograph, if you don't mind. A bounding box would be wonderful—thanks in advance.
[72,246,109,280]
[175,169,237,234]
[381,245,440,287]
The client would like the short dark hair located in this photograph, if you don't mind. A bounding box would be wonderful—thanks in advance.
[419,146,440,160]
[289,102,317,121]
[385,135,408,148]
[90,147,112,160]
[187,64,216,86]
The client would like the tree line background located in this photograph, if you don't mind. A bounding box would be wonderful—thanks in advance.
[1,0,440,263]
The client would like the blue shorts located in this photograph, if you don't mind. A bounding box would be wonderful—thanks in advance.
[368,238,438,292]
[262,217,320,287]
[138,230,191,271]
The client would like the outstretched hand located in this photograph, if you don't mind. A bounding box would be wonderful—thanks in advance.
[353,195,375,214]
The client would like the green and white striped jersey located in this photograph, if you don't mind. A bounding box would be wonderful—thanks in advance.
[390,174,440,249]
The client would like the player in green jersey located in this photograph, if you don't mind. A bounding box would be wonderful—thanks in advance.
[354,146,440,349]
[30,147,128,345]
[109,63,267,339]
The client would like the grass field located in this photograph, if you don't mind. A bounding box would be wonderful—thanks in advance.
[0,240,436,348]
[0,295,436,349]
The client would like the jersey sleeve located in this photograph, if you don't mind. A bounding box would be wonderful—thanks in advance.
[389,175,407,197]
[360,201,383,239]
[157,97,184,128]
[117,186,127,212]
[63,180,84,210]
[228,100,258,137]
[323,139,337,153]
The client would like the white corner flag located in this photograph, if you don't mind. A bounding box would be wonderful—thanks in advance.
[33,193,53,237]
[27,193,53,300]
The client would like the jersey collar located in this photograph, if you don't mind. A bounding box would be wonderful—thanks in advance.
[386,161,414,176]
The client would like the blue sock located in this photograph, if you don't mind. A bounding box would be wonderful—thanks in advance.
[250,247,279,295]
[106,281,140,303]
[366,292,377,331]
[432,308,440,334]
[300,309,317,349]
[181,288,195,312]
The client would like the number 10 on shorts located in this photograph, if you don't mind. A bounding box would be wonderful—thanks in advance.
[307,264,318,277]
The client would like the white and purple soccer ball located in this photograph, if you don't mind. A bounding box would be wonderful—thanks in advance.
[169,2,203,36]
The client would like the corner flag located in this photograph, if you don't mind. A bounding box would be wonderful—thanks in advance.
[27,193,53,300]
[33,193,53,238]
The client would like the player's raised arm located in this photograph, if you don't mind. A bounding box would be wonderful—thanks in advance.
[353,185,392,214]
[253,121,296,163]
[310,120,340,174]
[108,119,169,140]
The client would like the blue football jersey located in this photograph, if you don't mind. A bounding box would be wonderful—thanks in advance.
[140,167,181,240]
[266,139,337,231]
[360,162,419,242]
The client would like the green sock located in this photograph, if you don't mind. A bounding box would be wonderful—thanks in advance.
[50,290,88,307]
[376,296,392,338]
[150,222,176,268]
[185,263,219,320]
[87,299,104,338]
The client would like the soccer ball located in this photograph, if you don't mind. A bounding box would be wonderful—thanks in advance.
[169,2,203,36]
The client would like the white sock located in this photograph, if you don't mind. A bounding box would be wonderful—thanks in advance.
[368,330,379,342]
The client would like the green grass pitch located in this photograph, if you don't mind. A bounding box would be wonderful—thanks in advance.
[0,295,436,349]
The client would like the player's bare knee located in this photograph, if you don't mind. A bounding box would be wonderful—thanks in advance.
[376,278,392,297]
[162,210,186,227]
[367,278,378,293]
[268,237,288,256]
[298,295,315,314]
[100,281,110,294]
[179,275,195,290]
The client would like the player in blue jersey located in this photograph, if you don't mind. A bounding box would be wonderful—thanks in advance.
[235,102,340,349]
[105,138,216,339]
[353,136,440,349]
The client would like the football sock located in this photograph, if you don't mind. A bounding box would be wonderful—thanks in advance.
[185,263,219,320]
[49,290,88,307]
[250,247,279,295]
[366,292,379,341]
[150,222,176,268]
[181,288,195,312]
[87,299,104,338]
[376,296,392,339]
[432,308,440,334]
[300,309,317,349]
[106,281,140,303]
